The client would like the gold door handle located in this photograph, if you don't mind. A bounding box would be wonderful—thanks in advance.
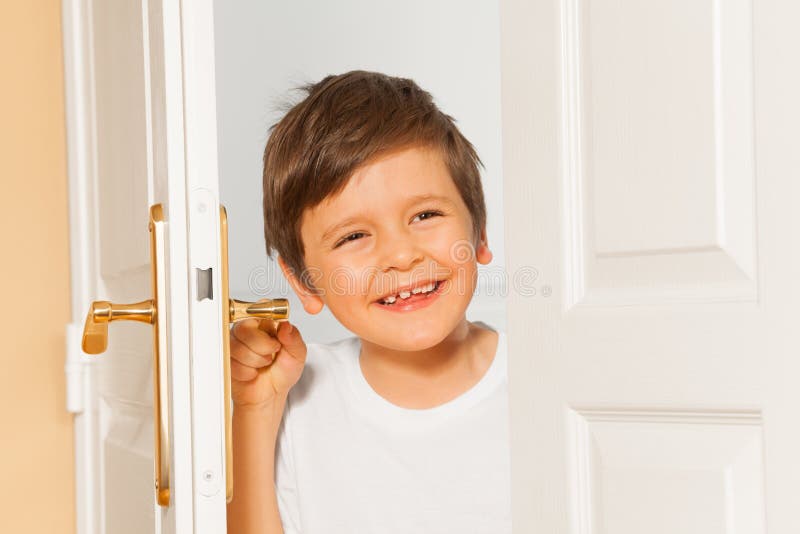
[228,298,289,324]
[80,204,171,507]
[81,300,155,354]
[219,206,289,503]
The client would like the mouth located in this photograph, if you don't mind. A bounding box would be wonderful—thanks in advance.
[373,279,447,311]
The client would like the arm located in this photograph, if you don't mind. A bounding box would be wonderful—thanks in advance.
[227,397,287,534]
[225,319,307,533]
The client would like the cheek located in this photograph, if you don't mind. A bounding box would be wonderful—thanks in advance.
[431,226,474,266]
[324,266,362,299]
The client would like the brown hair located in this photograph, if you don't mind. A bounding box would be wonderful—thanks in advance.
[262,70,487,291]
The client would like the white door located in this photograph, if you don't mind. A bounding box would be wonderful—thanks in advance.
[63,1,229,532]
[502,0,800,532]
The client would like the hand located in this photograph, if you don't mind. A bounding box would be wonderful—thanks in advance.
[229,318,307,408]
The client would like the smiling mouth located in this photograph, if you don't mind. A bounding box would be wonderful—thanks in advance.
[376,280,444,306]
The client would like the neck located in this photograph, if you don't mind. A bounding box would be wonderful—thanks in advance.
[357,319,497,409]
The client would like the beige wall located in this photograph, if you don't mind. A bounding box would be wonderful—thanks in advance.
[0,2,75,532]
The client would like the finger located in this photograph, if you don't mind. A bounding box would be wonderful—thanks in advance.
[232,320,282,356]
[274,321,307,363]
[234,317,276,340]
[230,335,276,368]
[230,359,259,382]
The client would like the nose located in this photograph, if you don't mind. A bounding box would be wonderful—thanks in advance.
[376,228,424,273]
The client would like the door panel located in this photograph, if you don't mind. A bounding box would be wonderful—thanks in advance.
[501,0,800,531]
[68,0,227,532]
[569,0,757,305]
[92,0,160,530]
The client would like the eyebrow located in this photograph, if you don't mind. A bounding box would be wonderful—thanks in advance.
[319,193,455,245]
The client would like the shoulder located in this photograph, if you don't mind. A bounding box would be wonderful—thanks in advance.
[471,321,507,353]
[285,334,361,409]
[471,320,508,381]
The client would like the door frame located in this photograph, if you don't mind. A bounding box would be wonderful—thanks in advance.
[61,1,225,532]
[62,0,101,531]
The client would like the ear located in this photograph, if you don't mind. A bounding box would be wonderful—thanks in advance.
[475,226,493,265]
[277,255,325,315]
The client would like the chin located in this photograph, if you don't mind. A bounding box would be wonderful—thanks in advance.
[377,328,451,352]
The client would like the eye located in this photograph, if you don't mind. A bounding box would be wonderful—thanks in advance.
[413,210,444,222]
[332,210,443,248]
[333,231,366,248]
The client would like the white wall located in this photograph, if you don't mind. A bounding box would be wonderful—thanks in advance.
[214,0,505,342]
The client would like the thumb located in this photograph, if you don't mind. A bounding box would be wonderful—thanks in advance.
[276,320,306,361]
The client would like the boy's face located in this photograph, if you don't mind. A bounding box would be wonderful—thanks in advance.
[279,145,492,351]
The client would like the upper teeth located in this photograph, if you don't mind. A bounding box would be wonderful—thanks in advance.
[381,281,437,303]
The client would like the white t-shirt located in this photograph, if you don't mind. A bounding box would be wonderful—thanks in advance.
[273,324,512,534]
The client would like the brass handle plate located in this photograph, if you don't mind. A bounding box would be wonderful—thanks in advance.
[80,204,171,507]
[149,204,170,507]
[219,206,289,503]
[219,206,234,504]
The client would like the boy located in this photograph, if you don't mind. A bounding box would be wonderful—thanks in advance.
[227,71,510,533]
